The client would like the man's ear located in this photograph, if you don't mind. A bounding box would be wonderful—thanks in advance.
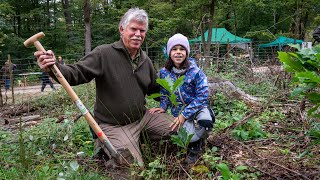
[119,26,124,35]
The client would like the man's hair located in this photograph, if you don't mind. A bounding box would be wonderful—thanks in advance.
[119,8,148,31]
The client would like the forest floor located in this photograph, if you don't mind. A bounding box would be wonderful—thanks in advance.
[0,83,319,179]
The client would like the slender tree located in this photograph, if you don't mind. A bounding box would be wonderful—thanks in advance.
[84,0,91,55]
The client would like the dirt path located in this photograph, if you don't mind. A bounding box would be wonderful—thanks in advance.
[1,83,62,104]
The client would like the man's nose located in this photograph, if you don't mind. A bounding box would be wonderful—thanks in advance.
[135,30,141,36]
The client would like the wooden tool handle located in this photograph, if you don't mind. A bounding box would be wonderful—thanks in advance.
[23,32,118,158]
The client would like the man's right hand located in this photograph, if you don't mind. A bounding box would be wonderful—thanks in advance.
[149,108,165,114]
[34,50,57,72]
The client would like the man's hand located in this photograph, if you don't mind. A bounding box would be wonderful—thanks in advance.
[34,50,56,72]
[149,108,165,114]
[169,114,186,131]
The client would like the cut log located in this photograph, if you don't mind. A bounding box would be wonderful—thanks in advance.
[1,106,36,117]
[208,78,263,108]
[4,115,41,125]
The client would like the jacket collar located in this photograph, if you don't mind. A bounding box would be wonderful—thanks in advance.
[112,39,147,62]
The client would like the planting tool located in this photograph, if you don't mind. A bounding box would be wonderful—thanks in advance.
[24,32,133,165]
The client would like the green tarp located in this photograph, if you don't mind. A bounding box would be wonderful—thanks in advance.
[259,36,304,48]
[189,28,251,44]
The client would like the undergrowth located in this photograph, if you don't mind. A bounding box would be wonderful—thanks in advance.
[1,58,319,179]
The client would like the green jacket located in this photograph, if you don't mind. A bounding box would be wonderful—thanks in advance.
[54,40,159,125]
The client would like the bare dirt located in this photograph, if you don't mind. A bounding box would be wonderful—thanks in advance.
[1,84,62,104]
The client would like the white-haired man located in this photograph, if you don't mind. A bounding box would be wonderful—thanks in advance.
[34,8,173,166]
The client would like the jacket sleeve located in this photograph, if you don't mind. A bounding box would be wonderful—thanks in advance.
[181,70,209,119]
[313,26,320,43]
[50,47,103,86]
[146,64,160,99]
[159,70,171,111]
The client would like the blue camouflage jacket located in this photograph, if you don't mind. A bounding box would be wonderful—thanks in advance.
[159,58,209,119]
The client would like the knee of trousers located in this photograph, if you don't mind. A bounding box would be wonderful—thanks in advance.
[183,120,211,143]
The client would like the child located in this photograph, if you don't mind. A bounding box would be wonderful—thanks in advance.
[149,33,214,163]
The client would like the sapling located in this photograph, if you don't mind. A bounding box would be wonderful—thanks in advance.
[148,75,194,153]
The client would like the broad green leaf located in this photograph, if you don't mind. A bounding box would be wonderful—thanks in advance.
[296,71,320,83]
[170,94,178,106]
[165,76,174,90]
[291,87,304,97]
[173,76,185,92]
[288,52,300,59]
[236,165,248,172]
[216,163,231,180]
[171,135,184,148]
[306,92,320,104]
[289,44,301,51]
[156,78,171,92]
[278,52,304,72]
[147,93,162,99]
[307,104,320,116]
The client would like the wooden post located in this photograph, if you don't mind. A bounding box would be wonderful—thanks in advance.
[0,62,3,106]
[8,55,15,104]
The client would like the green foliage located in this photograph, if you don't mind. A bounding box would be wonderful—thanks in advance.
[0,82,105,179]
[170,127,194,153]
[278,45,320,117]
[212,93,268,141]
[232,119,267,141]
[307,122,320,144]
[147,75,184,107]
[138,157,167,179]
[203,147,259,179]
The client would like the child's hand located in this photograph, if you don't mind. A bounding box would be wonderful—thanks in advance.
[170,114,186,131]
[149,108,165,114]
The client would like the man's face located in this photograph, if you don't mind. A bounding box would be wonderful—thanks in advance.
[120,20,147,53]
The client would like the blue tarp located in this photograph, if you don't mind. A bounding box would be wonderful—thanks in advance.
[259,36,303,48]
[189,28,251,44]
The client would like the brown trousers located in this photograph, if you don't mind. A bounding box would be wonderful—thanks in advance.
[97,110,174,164]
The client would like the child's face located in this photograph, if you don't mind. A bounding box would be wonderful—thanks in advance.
[170,45,187,68]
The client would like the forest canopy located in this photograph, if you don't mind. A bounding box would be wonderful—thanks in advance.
[0,0,319,61]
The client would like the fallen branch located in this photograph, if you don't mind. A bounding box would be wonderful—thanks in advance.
[4,115,41,125]
[220,112,256,135]
[1,104,36,117]
[208,79,263,107]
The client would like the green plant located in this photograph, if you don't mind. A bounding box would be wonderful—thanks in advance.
[278,44,320,117]
[170,127,194,154]
[147,75,185,107]
[203,147,257,180]
[148,75,192,157]
[138,157,167,179]
[231,119,267,141]
[202,146,221,169]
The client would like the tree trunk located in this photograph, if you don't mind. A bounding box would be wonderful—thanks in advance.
[15,4,21,36]
[0,76,2,106]
[84,0,92,55]
[46,0,50,29]
[61,0,73,37]
[203,0,215,70]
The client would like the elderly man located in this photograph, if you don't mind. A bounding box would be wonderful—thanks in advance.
[34,8,173,165]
